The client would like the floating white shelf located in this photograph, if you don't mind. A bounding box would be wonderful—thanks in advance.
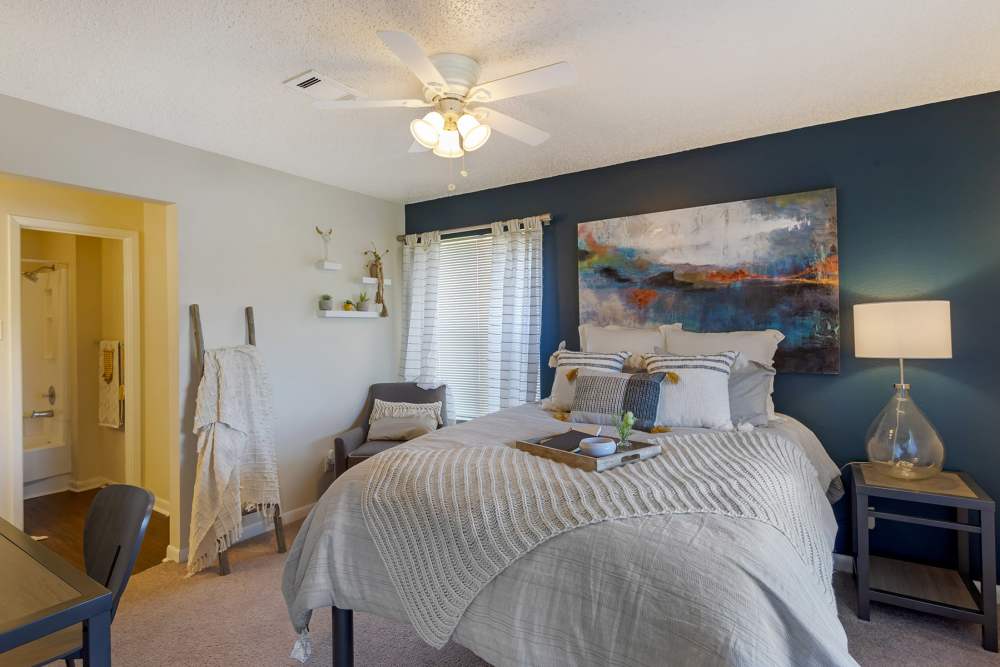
[315,261,342,271]
[317,310,379,319]
[361,276,391,286]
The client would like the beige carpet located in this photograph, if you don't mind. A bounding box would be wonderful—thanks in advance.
[101,522,999,666]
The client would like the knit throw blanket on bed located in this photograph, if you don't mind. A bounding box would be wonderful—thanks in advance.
[362,431,834,648]
[188,345,280,575]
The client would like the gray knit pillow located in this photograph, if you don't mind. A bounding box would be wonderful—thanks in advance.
[570,371,665,431]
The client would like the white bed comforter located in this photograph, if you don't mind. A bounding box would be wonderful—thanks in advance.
[283,403,856,667]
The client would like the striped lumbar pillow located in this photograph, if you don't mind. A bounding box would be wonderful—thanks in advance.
[643,351,738,430]
[544,348,630,412]
[570,370,666,431]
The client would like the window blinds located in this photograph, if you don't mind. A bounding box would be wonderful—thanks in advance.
[436,234,496,420]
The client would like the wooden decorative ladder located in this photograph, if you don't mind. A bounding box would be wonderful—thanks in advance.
[189,304,287,575]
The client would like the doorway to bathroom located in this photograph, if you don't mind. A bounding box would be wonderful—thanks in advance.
[2,172,177,569]
[9,216,160,569]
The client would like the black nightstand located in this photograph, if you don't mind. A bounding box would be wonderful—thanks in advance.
[851,462,997,651]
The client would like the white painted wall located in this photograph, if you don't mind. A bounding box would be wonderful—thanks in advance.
[0,93,403,555]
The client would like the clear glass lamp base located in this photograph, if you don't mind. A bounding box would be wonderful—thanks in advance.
[865,384,944,480]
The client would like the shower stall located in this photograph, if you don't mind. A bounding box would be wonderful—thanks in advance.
[21,259,72,497]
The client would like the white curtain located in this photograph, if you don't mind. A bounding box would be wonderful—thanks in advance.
[487,217,544,412]
[400,230,442,385]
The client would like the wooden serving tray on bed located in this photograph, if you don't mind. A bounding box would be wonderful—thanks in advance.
[514,429,662,472]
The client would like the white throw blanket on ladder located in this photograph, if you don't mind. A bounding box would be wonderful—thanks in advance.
[188,345,280,574]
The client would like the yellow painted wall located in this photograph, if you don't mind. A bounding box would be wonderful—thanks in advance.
[1,173,177,513]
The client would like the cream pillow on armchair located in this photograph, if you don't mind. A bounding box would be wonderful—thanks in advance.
[367,399,442,441]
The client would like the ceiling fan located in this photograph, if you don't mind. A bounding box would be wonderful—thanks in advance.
[314,31,576,158]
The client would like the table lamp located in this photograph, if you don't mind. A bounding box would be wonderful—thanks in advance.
[854,300,952,480]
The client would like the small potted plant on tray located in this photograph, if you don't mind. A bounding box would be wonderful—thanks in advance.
[615,410,635,450]
[318,294,334,311]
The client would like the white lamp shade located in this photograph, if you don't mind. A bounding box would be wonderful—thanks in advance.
[854,300,952,359]
[410,111,444,149]
[456,113,479,137]
[432,129,463,158]
[462,123,491,151]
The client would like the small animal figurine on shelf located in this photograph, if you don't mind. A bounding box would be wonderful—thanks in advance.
[315,226,334,262]
[364,241,390,317]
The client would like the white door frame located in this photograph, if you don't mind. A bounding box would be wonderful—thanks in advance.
[3,215,142,528]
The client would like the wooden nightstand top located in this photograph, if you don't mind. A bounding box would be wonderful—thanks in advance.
[851,462,994,509]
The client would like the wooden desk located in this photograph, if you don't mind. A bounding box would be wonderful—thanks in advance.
[0,517,112,665]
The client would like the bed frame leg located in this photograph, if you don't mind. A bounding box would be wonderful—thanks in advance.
[333,606,353,666]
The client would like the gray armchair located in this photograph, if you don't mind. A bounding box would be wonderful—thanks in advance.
[332,382,448,478]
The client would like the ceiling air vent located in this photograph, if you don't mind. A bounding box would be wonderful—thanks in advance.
[283,70,361,101]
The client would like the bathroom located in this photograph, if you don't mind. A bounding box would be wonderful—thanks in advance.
[21,229,127,502]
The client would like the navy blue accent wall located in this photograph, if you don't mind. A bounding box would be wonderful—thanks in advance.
[406,92,1000,565]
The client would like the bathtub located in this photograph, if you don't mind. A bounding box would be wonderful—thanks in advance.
[23,412,71,484]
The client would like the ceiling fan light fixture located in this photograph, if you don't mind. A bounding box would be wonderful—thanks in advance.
[456,113,479,136]
[410,111,445,148]
[433,129,464,158]
[462,123,491,151]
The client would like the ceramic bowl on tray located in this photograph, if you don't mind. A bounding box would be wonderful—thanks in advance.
[579,437,617,457]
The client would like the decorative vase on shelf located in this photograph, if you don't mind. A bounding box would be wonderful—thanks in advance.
[318,295,334,311]
[865,384,944,480]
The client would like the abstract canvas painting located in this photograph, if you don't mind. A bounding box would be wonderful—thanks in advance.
[578,188,839,373]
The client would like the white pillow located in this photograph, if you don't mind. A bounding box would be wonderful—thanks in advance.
[658,327,783,365]
[658,327,784,417]
[579,323,681,369]
[643,351,739,430]
[544,349,630,411]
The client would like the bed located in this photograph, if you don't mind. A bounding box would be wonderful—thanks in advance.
[282,402,857,666]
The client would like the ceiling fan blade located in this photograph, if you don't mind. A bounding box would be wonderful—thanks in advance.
[467,62,576,103]
[409,141,429,153]
[377,30,447,93]
[313,98,431,110]
[473,108,550,146]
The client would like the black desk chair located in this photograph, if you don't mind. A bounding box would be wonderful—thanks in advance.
[5,484,153,666]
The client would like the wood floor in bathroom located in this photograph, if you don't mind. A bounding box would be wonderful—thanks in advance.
[23,487,170,575]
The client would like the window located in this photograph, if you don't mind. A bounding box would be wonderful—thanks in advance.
[402,224,543,422]
[436,234,495,420]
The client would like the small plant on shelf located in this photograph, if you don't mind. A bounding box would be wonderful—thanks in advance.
[343,299,354,311]
[356,291,370,311]
[318,294,334,311]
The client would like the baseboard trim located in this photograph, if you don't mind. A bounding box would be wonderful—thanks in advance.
[152,496,171,517]
[833,552,854,573]
[165,544,186,563]
[69,476,113,492]
[163,502,314,564]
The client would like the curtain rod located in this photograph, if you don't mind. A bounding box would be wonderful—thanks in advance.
[396,213,551,242]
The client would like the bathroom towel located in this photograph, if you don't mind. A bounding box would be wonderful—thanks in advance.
[97,340,122,428]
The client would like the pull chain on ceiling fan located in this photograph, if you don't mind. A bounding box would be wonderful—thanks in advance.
[314,31,576,159]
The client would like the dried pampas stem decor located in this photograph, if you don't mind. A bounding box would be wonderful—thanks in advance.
[365,241,390,317]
